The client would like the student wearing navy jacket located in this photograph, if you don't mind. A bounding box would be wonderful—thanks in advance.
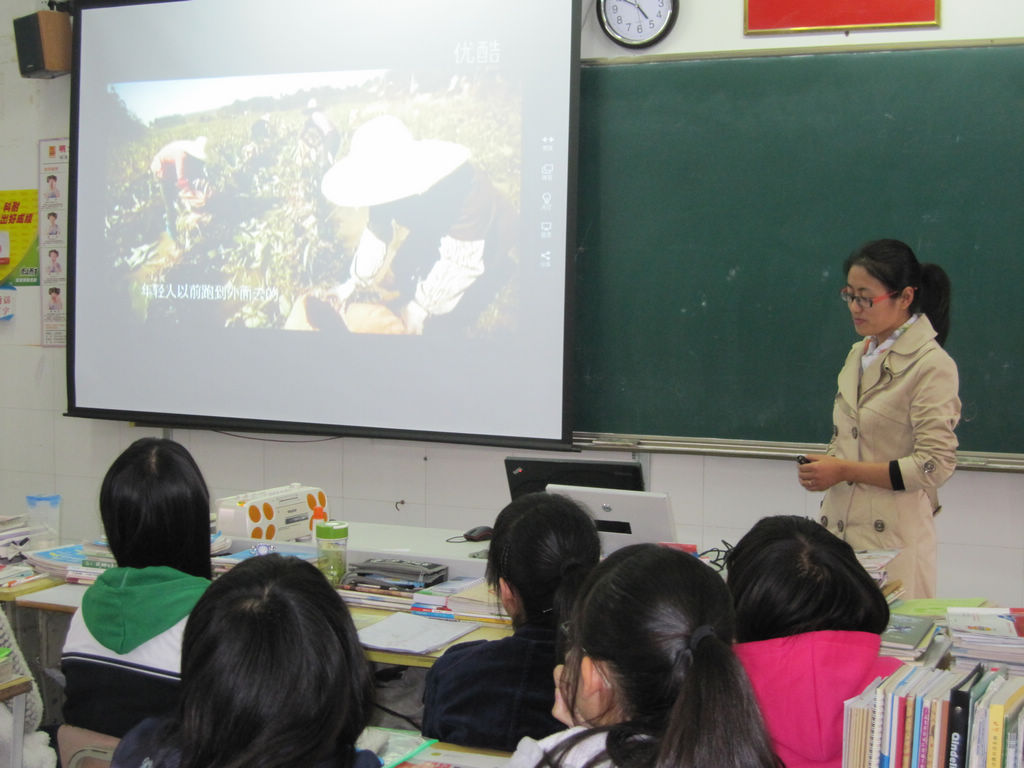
[422,492,600,752]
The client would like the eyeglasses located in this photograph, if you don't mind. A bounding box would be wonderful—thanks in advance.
[839,289,899,309]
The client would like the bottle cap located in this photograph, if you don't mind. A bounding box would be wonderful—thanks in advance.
[316,521,349,540]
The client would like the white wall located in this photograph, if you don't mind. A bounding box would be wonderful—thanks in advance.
[1,0,1021,605]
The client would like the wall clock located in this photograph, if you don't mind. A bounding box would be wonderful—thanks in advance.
[597,0,679,48]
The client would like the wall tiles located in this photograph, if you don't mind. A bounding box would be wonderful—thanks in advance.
[935,469,1023,547]
[703,455,805,530]
[53,415,145,479]
[187,429,266,499]
[262,436,344,498]
[424,442,509,511]
[649,452,705,528]
[937,542,1024,606]
[1,345,53,410]
[0,407,54,474]
[342,438,428,505]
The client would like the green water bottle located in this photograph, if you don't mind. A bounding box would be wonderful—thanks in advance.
[316,520,349,588]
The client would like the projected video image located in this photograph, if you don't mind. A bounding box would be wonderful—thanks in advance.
[104,69,521,337]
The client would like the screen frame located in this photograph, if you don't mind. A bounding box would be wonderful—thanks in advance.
[65,0,580,451]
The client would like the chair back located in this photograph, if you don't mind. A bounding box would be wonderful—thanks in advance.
[57,724,120,768]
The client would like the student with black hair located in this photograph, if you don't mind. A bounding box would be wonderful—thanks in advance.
[798,239,960,598]
[509,543,780,768]
[111,554,378,768]
[726,515,902,768]
[422,492,601,752]
[61,438,212,737]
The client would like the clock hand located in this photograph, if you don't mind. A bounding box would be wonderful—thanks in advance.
[620,0,650,20]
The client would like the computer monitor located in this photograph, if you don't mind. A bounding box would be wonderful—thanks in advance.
[504,456,644,500]
[545,484,675,555]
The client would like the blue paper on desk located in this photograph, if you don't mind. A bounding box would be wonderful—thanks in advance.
[358,612,476,654]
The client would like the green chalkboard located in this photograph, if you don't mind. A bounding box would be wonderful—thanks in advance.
[573,45,1024,455]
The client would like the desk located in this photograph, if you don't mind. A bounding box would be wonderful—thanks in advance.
[0,676,33,768]
[16,583,512,669]
[11,523,500,726]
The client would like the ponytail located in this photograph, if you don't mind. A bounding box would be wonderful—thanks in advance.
[552,545,780,768]
[485,492,600,629]
[658,629,778,768]
[844,239,954,346]
[918,262,951,346]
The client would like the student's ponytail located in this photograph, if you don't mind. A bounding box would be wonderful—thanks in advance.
[485,492,600,629]
[553,544,780,768]
[918,262,952,346]
[658,627,778,768]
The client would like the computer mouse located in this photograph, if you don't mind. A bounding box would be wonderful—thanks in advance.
[463,525,493,542]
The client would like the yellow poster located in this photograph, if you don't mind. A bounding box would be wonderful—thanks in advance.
[0,190,40,287]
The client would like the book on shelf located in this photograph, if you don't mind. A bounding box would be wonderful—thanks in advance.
[842,675,883,768]
[985,676,1024,768]
[843,663,1024,768]
[945,662,987,768]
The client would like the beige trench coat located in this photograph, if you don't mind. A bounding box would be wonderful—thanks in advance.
[819,315,960,598]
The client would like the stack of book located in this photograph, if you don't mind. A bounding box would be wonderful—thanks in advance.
[842,662,1024,768]
[880,613,942,663]
[339,574,510,624]
[948,607,1024,675]
[444,580,508,624]
[857,549,900,587]
[209,539,312,577]
[30,533,236,585]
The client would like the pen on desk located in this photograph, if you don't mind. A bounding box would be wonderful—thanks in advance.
[1,573,48,589]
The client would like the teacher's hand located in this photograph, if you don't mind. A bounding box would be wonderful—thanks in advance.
[797,454,845,492]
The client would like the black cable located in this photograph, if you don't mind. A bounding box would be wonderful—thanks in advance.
[372,702,422,731]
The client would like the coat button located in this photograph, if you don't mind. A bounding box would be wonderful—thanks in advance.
[873,519,885,532]
[852,427,859,438]
[833,425,838,437]
[923,459,936,474]
[820,515,829,527]
[837,520,845,533]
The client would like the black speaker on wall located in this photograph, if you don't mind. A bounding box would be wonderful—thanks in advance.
[13,11,72,79]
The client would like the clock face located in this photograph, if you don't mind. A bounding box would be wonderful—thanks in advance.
[598,0,679,48]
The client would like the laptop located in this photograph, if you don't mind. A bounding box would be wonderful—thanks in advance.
[545,484,675,555]
[504,456,644,499]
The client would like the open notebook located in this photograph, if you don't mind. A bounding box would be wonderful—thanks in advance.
[545,484,675,555]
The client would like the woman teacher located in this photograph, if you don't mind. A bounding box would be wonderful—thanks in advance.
[799,239,960,598]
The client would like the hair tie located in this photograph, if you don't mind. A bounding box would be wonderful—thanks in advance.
[689,624,716,652]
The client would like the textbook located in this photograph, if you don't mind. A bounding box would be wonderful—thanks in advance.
[945,663,986,768]
[985,676,1024,768]
[882,614,937,661]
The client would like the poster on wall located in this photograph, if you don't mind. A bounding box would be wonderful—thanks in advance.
[745,0,939,33]
[39,138,69,347]
[0,190,39,292]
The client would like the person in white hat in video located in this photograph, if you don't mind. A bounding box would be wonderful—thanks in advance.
[312,115,517,335]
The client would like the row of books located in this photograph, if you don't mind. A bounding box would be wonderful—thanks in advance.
[844,662,1024,768]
